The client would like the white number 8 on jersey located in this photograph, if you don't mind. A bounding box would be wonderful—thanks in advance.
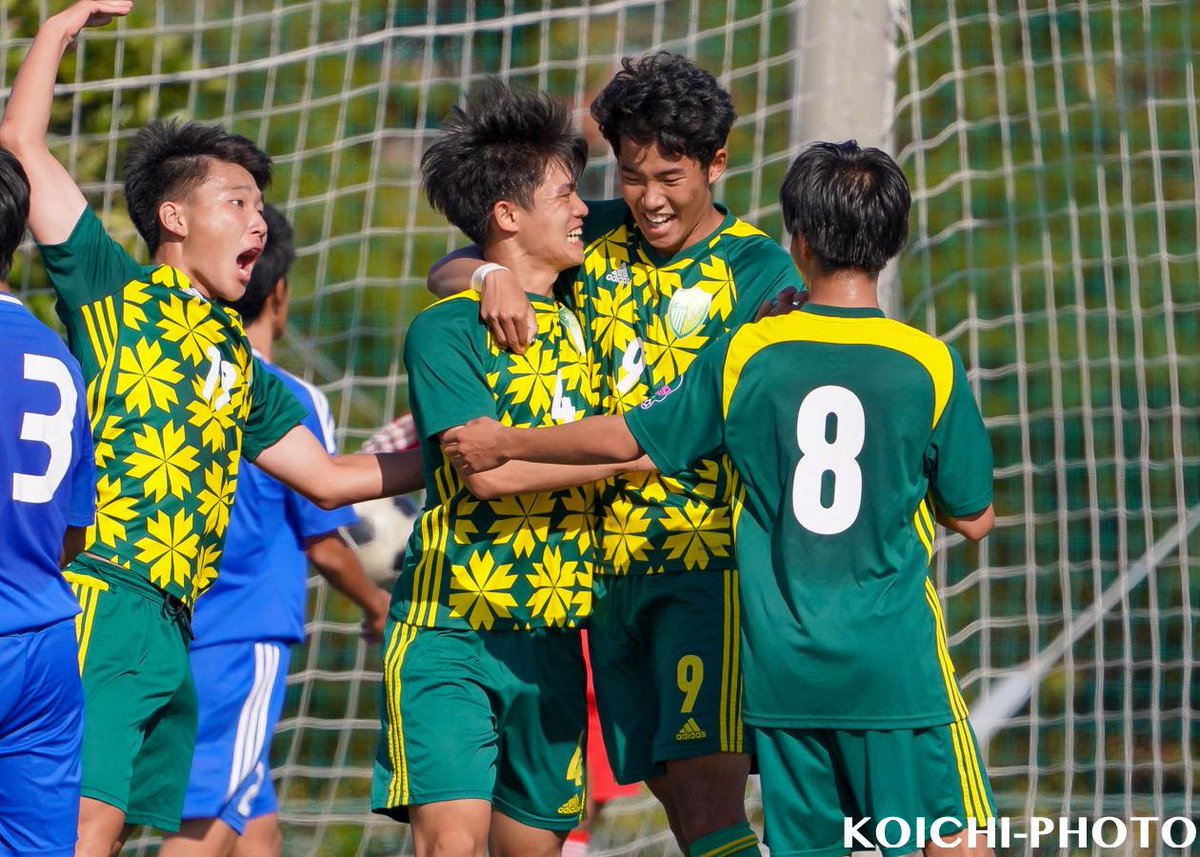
[792,385,865,535]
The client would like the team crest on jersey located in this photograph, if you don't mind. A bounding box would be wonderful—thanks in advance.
[605,262,631,285]
[558,306,587,355]
[666,285,712,337]
[639,377,682,409]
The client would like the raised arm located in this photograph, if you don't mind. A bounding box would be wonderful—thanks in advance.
[0,1,131,244]
[427,246,537,353]
[254,424,424,510]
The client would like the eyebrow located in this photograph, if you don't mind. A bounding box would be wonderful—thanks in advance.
[619,163,686,179]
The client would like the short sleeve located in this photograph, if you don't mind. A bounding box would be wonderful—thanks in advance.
[242,359,308,461]
[67,371,96,528]
[37,208,147,313]
[284,383,357,536]
[925,347,994,517]
[403,300,499,440]
[625,333,731,475]
[725,239,806,328]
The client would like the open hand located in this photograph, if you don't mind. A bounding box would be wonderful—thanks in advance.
[55,0,132,41]
[441,417,509,473]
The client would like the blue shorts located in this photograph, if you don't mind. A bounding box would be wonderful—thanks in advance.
[182,641,290,834]
[0,618,84,856]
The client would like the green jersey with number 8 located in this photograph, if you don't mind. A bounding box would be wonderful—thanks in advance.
[624,304,994,729]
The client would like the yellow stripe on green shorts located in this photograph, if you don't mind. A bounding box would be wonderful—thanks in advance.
[65,571,109,673]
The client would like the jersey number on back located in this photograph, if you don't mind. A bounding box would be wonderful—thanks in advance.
[13,354,76,504]
[792,385,864,535]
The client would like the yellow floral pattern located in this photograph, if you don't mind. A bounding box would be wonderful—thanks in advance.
[69,262,303,607]
[574,201,799,575]
[396,295,599,632]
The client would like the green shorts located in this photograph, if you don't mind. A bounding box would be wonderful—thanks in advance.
[756,718,996,857]
[589,570,752,784]
[66,559,196,831]
[372,622,587,831]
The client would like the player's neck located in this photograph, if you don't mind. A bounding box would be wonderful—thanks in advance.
[485,245,557,298]
[154,245,213,299]
[804,271,881,309]
[246,321,274,360]
[0,280,10,294]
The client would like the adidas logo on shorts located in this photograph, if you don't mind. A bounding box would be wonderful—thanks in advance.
[558,793,585,815]
[675,717,708,741]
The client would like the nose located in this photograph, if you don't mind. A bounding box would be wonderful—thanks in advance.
[641,182,666,211]
[251,207,268,238]
[574,193,589,218]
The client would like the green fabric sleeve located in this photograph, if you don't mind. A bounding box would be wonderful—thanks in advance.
[725,239,806,328]
[625,333,731,475]
[403,299,499,440]
[925,346,994,516]
[242,356,309,461]
[37,208,148,313]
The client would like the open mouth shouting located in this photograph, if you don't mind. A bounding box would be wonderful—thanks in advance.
[235,245,262,284]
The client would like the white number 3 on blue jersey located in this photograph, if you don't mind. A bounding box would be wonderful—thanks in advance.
[13,354,76,504]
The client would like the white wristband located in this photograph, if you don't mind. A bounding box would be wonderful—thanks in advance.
[470,262,509,292]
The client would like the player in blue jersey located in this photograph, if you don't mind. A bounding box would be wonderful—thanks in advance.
[161,205,392,857]
[0,148,96,856]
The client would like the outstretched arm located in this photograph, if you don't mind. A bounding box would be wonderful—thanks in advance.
[254,424,424,510]
[442,414,641,473]
[451,450,651,500]
[0,1,131,244]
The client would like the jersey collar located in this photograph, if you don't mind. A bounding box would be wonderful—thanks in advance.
[0,293,22,307]
[800,303,887,319]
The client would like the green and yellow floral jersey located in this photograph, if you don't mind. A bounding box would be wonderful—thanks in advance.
[568,199,802,576]
[396,291,600,632]
[39,208,307,608]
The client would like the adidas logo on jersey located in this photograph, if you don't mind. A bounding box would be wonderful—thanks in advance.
[605,263,631,285]
[558,793,585,815]
[675,717,708,741]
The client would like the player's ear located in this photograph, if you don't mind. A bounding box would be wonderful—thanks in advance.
[492,199,520,237]
[159,200,188,240]
[705,148,728,184]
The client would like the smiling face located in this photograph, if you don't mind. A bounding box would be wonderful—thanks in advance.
[161,159,267,302]
[616,138,727,258]
[508,159,590,273]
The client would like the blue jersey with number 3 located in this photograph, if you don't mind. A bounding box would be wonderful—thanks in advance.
[0,294,95,635]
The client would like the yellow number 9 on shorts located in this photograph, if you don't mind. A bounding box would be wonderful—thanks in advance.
[676,654,705,714]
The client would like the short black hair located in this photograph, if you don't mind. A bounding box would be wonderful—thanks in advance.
[590,51,735,168]
[124,119,271,254]
[780,140,911,276]
[421,80,587,247]
[226,204,294,325]
[0,149,30,283]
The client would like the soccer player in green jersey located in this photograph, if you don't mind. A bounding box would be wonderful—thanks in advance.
[429,53,801,857]
[0,3,422,854]
[372,82,646,857]
[443,140,998,857]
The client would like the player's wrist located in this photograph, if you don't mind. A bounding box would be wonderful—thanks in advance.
[470,262,509,293]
